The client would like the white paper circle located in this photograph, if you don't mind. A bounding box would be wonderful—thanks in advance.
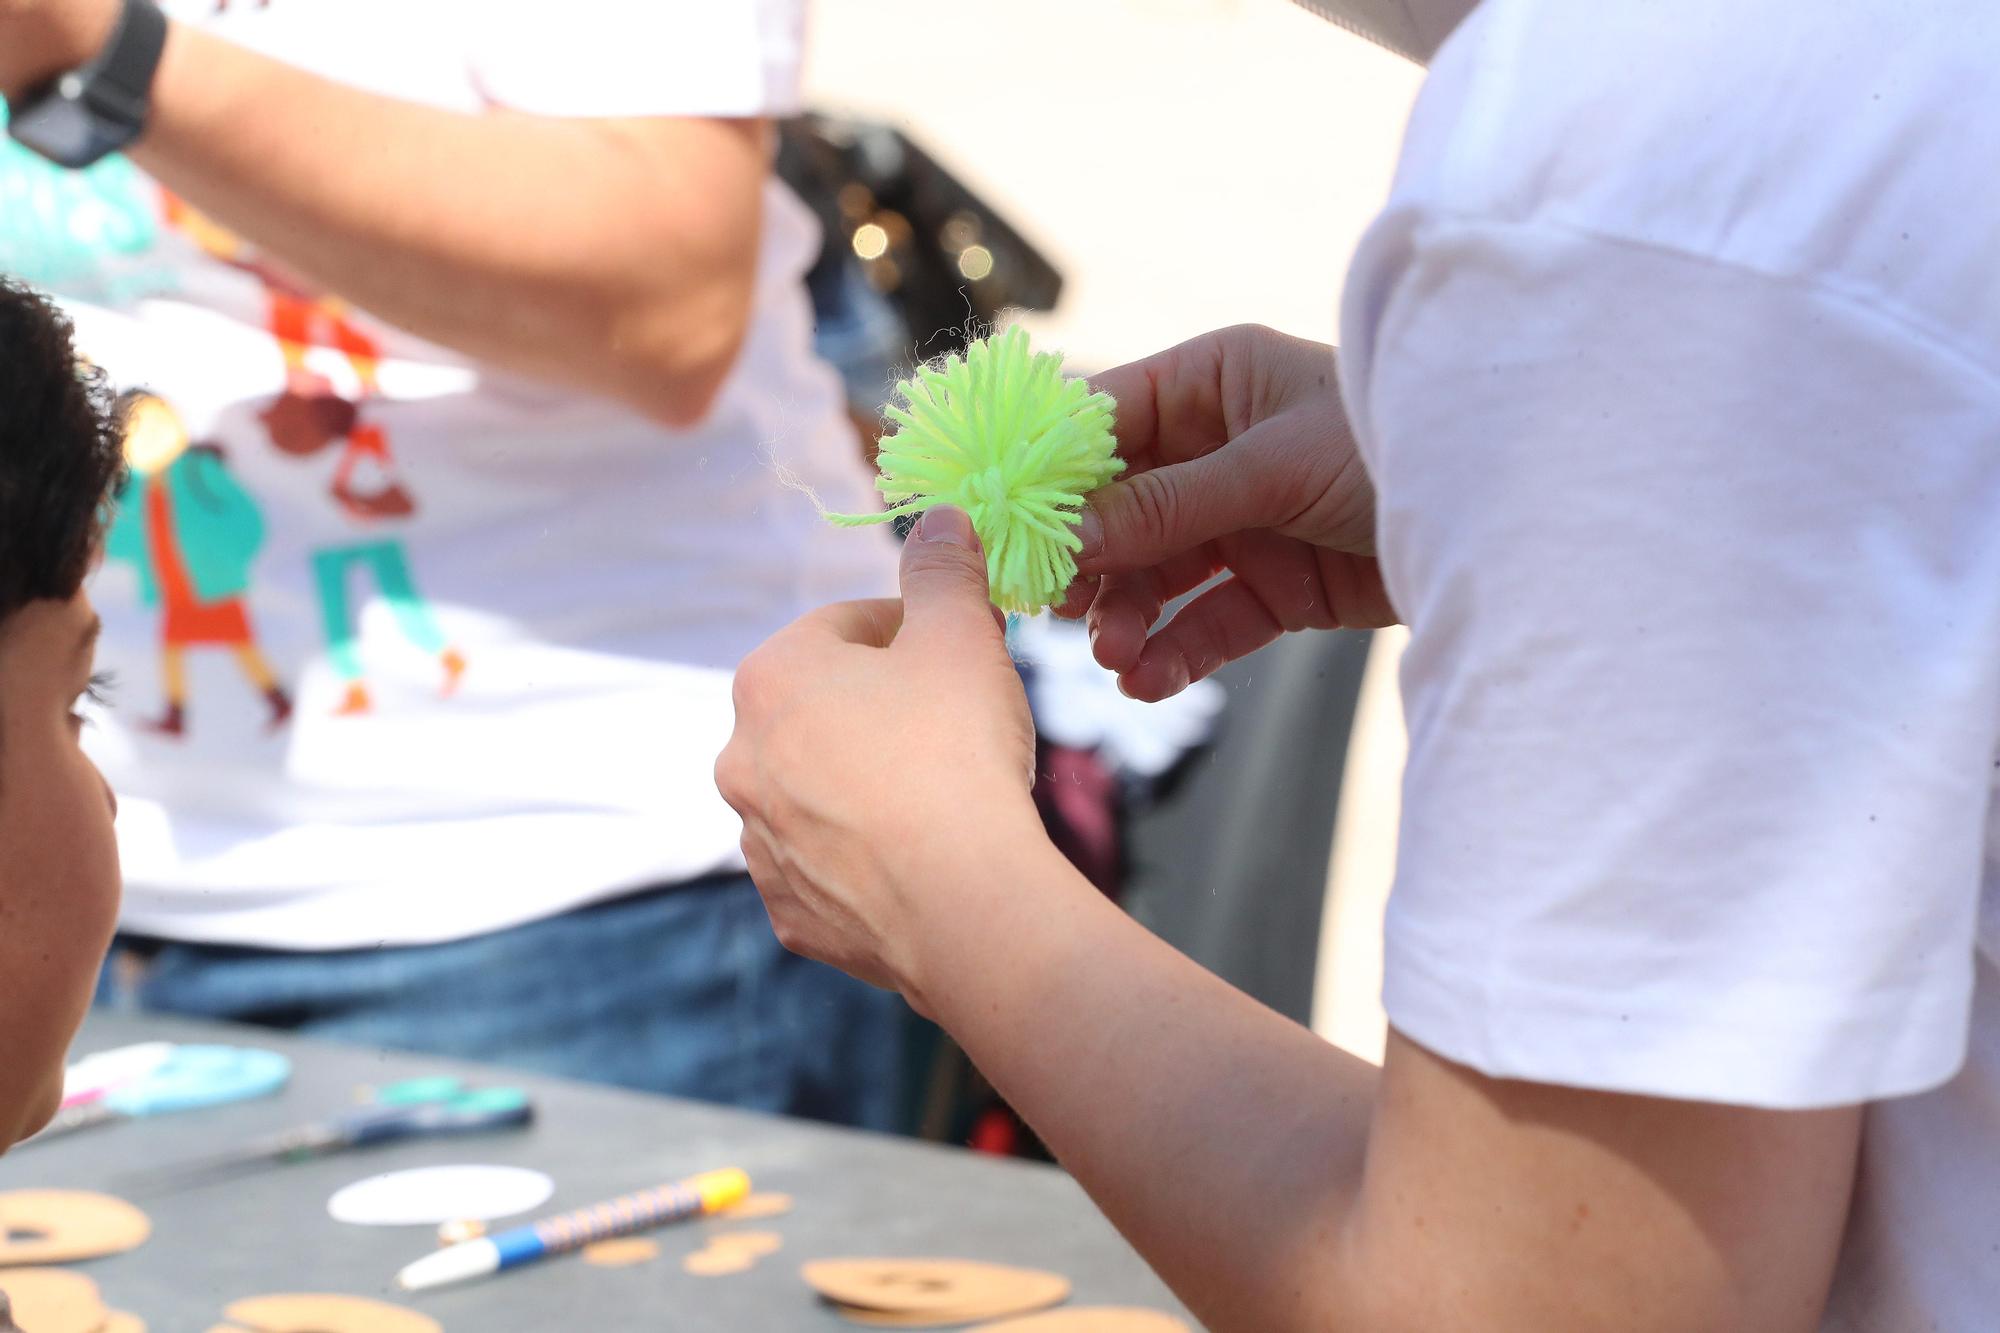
[328,1165,556,1227]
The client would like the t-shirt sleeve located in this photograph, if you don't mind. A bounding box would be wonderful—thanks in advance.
[1340,215,2000,1109]
[464,0,806,118]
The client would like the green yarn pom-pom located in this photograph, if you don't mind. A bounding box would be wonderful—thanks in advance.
[830,327,1123,614]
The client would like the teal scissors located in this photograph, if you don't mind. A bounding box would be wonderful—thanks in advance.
[122,1076,535,1194]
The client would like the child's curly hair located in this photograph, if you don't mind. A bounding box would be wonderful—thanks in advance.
[0,279,125,625]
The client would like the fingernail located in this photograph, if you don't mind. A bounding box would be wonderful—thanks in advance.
[1077,507,1104,561]
[918,504,976,548]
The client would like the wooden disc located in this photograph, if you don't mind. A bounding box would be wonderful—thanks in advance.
[223,1294,442,1333]
[805,1260,1070,1322]
[0,1191,151,1266]
[973,1309,1189,1332]
[0,1268,107,1333]
[720,1192,794,1221]
[706,1230,783,1257]
[683,1248,755,1276]
[833,1300,1082,1329]
[581,1238,660,1268]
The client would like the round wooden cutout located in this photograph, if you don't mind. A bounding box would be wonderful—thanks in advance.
[0,1191,151,1266]
[0,1267,107,1333]
[222,1293,442,1333]
[974,1308,1190,1332]
[805,1259,1070,1325]
[720,1192,794,1221]
[683,1248,755,1276]
[581,1238,660,1268]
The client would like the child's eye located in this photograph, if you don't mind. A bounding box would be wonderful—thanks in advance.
[73,671,117,726]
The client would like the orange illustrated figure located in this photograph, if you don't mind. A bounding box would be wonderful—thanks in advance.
[104,392,291,736]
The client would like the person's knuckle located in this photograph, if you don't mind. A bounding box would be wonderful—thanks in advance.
[713,744,748,807]
[730,651,771,713]
[1180,615,1230,678]
[769,914,808,956]
[1221,321,1279,350]
[1122,468,1183,544]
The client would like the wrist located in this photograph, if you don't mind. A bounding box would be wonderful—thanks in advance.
[892,812,1079,1020]
[2,0,123,101]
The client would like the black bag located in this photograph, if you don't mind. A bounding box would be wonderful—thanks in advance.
[776,114,1064,367]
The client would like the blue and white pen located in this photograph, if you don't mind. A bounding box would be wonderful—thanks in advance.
[395,1168,751,1292]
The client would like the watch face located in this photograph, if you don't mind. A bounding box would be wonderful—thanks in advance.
[10,90,115,170]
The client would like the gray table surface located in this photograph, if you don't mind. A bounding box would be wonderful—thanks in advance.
[1,1014,1188,1331]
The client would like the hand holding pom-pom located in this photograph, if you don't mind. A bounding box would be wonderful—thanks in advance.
[830,328,1122,615]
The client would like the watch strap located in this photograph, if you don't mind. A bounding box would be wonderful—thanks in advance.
[77,0,170,131]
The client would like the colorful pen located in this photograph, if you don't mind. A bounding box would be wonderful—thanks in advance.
[394,1168,751,1292]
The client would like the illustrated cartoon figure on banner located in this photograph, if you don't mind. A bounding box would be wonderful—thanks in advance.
[164,192,466,716]
[104,392,293,736]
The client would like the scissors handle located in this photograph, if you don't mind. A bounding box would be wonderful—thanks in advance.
[335,1087,534,1148]
[373,1076,464,1107]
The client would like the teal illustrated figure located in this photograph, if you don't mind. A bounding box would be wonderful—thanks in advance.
[105,392,294,735]
[313,541,466,715]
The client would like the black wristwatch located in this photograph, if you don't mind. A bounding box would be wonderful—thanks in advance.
[8,0,169,169]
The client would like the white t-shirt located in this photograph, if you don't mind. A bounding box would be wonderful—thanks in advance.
[1,0,896,948]
[1338,3,2000,1328]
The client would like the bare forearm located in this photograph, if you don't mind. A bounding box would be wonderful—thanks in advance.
[132,23,764,423]
[907,837,1378,1331]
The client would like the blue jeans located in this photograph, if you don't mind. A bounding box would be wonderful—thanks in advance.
[97,874,907,1132]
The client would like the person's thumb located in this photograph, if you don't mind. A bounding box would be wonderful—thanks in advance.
[898,505,1004,649]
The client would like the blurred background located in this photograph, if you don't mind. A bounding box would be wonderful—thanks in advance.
[807,0,1420,372]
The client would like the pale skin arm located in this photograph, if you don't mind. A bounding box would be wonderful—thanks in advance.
[910,829,1860,1331]
[719,325,1867,1330]
[0,0,766,426]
